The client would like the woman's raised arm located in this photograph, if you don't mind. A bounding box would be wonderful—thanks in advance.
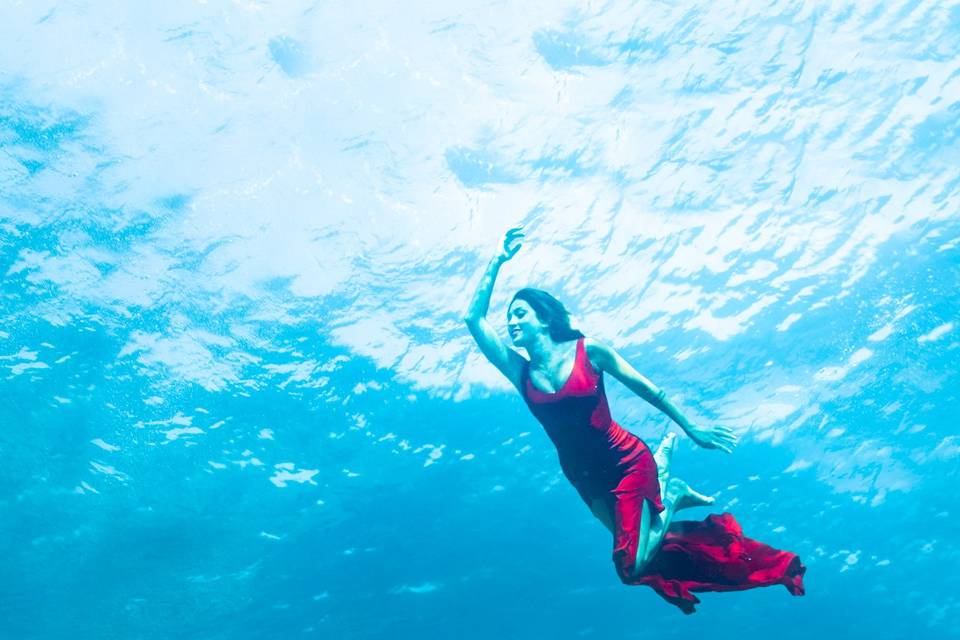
[463,226,527,389]
[586,339,738,453]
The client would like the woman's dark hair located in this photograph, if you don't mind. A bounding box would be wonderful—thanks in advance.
[509,288,585,342]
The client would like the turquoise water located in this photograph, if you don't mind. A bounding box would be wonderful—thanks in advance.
[2,2,958,638]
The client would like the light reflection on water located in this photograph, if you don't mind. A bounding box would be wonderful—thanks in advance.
[1,1,958,638]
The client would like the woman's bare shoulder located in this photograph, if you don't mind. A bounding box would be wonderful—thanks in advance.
[582,338,646,375]
[582,337,613,370]
[583,337,611,355]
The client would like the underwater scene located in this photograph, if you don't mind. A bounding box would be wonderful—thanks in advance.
[2,1,958,639]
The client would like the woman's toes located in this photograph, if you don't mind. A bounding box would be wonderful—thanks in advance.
[664,476,714,509]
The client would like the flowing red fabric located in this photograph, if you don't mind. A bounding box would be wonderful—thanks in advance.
[630,513,805,613]
[520,337,806,613]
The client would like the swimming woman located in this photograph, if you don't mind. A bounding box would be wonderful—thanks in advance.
[463,225,805,613]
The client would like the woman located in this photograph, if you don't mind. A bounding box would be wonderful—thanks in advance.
[463,226,805,614]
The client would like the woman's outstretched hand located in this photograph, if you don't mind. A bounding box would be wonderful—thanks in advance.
[686,424,738,453]
[497,225,524,263]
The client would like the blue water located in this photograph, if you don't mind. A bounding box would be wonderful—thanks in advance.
[2,2,959,639]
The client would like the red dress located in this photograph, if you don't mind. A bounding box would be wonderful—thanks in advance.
[521,337,806,614]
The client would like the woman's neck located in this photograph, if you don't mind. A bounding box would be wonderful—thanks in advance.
[525,334,566,367]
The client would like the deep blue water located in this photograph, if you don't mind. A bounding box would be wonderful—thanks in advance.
[2,2,959,639]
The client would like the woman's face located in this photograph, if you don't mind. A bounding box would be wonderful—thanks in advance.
[507,299,546,346]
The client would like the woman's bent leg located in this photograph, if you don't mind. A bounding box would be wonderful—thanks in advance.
[613,477,715,581]
[612,433,712,581]
[638,478,715,568]
[634,480,682,573]
[611,493,656,583]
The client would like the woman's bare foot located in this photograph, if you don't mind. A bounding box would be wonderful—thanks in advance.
[654,433,678,495]
[667,477,715,512]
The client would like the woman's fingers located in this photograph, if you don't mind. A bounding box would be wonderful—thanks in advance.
[685,427,737,452]
[503,227,524,247]
[711,434,733,453]
[499,230,524,261]
[712,428,738,453]
[690,425,738,454]
[718,427,737,440]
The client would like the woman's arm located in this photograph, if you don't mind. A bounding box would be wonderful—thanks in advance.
[463,227,527,389]
[586,339,737,453]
